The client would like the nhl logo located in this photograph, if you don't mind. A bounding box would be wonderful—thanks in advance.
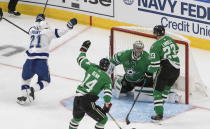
[123,0,134,5]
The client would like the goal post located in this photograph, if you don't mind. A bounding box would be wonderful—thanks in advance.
[109,26,206,104]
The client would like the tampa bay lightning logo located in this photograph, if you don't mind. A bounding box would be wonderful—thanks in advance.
[123,0,134,5]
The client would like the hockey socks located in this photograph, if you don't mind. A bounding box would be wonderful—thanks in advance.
[95,116,108,129]
[32,81,49,92]
[153,90,164,116]
[69,118,82,129]
[162,86,171,102]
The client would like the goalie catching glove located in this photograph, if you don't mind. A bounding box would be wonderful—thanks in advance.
[103,103,112,113]
[0,8,3,21]
[67,18,77,29]
[80,40,91,52]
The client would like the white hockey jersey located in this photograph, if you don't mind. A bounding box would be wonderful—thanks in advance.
[26,22,70,59]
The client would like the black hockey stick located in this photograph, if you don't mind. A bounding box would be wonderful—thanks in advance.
[3,17,29,35]
[125,83,145,125]
[43,0,49,14]
[108,113,122,129]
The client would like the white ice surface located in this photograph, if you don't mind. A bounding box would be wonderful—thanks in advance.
[0,14,210,129]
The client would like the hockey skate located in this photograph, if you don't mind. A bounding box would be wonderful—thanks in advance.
[8,11,21,16]
[17,87,35,105]
[151,114,163,125]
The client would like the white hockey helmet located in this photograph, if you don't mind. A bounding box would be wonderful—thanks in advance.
[133,40,144,59]
[38,20,49,30]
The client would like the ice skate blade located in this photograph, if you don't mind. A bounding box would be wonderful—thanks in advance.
[151,119,162,125]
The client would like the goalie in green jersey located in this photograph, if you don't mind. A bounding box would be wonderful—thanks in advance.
[109,40,153,98]
[69,40,112,129]
[145,25,180,121]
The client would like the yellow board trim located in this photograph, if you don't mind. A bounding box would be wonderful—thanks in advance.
[1,2,210,50]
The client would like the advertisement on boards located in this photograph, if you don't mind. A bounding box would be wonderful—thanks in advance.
[116,0,210,40]
[17,0,210,40]
[19,0,114,17]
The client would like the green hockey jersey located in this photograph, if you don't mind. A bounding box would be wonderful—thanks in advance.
[76,52,112,103]
[148,36,180,74]
[110,49,150,82]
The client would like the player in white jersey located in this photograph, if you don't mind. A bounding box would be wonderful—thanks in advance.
[17,14,77,105]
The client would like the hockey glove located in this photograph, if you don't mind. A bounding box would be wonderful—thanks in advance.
[67,18,77,29]
[80,40,91,52]
[0,8,3,21]
[103,103,112,113]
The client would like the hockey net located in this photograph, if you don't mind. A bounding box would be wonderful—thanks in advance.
[110,26,208,104]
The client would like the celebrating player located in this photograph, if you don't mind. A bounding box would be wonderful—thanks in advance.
[16,14,77,105]
[109,40,152,97]
[69,40,112,129]
[146,25,180,121]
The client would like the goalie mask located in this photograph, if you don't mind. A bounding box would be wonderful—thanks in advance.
[99,58,110,71]
[133,40,144,60]
[153,25,165,36]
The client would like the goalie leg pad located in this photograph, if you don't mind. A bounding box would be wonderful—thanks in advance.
[113,75,123,98]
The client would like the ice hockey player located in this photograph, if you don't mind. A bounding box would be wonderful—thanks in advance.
[145,25,180,122]
[16,14,78,105]
[108,40,152,97]
[69,40,112,129]
[0,8,3,21]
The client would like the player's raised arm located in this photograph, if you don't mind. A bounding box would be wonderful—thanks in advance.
[53,18,77,38]
[77,40,91,70]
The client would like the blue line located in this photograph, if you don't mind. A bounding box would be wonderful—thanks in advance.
[138,8,210,25]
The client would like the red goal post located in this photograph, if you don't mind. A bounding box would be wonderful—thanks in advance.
[110,26,190,104]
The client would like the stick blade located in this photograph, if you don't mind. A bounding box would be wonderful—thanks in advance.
[125,116,131,125]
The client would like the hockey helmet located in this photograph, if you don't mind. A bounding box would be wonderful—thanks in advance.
[153,25,165,36]
[133,40,144,59]
[36,14,45,22]
[99,58,110,71]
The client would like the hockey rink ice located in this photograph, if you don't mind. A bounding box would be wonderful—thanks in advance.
[0,14,210,129]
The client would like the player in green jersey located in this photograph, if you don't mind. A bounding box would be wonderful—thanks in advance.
[146,25,180,121]
[69,40,112,129]
[109,40,152,97]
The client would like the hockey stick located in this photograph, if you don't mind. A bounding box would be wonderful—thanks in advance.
[3,17,29,34]
[125,83,145,125]
[107,113,122,129]
[42,0,49,14]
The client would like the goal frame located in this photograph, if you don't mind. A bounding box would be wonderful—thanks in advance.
[110,27,190,104]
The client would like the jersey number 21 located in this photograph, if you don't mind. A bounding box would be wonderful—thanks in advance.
[29,35,41,48]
